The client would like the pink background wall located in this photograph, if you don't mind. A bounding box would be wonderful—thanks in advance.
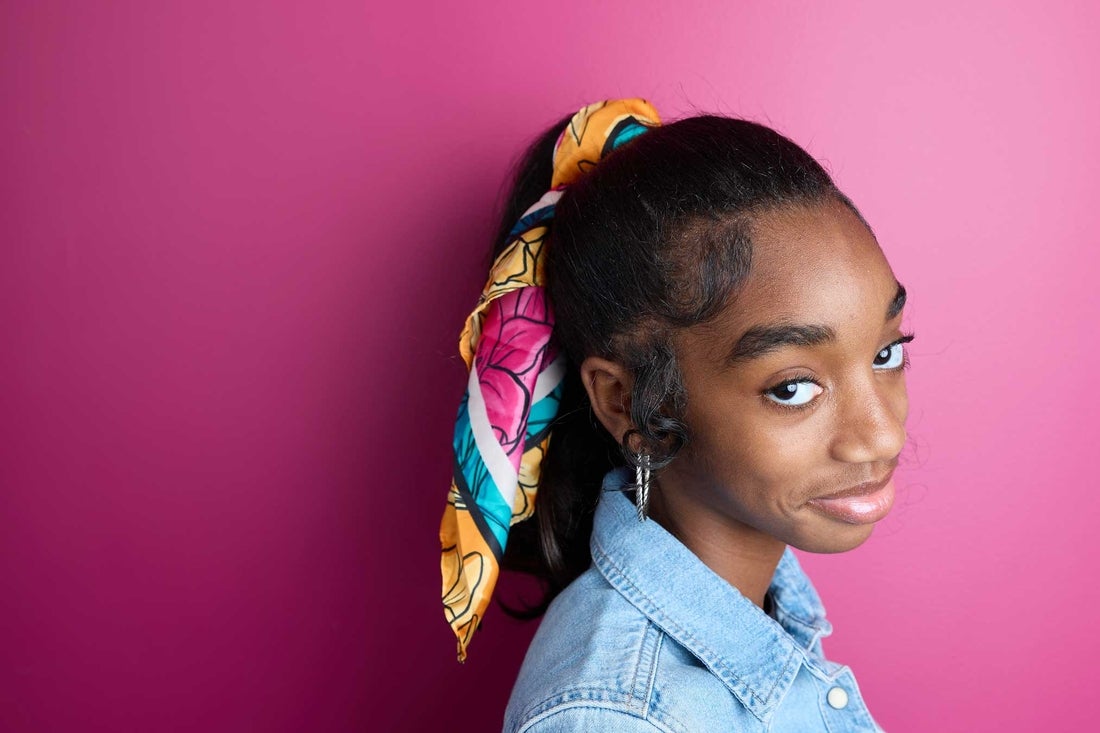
[3,1,1097,731]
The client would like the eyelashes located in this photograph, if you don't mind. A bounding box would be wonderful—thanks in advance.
[764,378,824,410]
[762,332,916,412]
[872,333,914,370]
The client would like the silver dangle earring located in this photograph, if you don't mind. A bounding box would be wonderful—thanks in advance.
[635,451,651,522]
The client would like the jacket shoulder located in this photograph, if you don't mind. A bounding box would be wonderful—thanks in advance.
[504,570,661,729]
[503,569,754,733]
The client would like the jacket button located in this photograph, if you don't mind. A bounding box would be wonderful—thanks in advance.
[827,686,849,709]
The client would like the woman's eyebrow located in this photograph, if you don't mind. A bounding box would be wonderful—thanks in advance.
[726,323,836,365]
[726,282,907,365]
[886,282,907,321]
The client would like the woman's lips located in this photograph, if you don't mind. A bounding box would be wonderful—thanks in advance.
[807,477,896,525]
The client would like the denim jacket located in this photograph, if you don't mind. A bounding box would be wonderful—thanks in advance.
[504,467,886,732]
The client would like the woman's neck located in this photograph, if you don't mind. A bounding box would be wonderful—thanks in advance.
[647,481,787,609]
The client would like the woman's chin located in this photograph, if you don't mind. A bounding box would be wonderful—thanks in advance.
[790,521,877,554]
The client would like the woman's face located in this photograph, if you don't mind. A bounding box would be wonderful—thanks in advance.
[657,199,910,556]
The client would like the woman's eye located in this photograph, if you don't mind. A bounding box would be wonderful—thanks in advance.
[764,379,824,408]
[873,342,905,369]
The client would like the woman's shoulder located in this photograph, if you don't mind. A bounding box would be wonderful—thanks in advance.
[503,569,649,727]
[503,568,757,733]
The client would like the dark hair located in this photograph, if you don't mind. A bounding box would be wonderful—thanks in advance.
[493,112,864,612]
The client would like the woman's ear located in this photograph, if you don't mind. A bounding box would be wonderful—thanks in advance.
[579,356,635,447]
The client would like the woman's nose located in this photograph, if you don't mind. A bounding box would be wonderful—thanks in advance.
[829,376,908,465]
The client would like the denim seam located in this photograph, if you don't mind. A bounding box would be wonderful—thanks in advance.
[516,696,684,733]
[630,621,662,714]
[645,630,664,709]
[520,686,636,719]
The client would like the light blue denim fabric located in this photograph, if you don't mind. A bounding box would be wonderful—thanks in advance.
[504,466,886,732]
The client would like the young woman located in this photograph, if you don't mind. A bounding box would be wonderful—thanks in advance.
[440,99,911,732]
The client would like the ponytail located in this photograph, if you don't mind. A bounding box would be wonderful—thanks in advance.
[440,100,663,659]
[492,115,623,608]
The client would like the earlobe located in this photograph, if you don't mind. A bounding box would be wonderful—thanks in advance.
[579,356,635,447]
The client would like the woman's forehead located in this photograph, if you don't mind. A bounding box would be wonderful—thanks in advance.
[738,202,893,320]
[683,202,901,361]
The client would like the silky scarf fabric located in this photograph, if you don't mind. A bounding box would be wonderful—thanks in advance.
[441,99,661,662]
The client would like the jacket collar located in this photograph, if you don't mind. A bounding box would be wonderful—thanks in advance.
[590,467,832,723]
